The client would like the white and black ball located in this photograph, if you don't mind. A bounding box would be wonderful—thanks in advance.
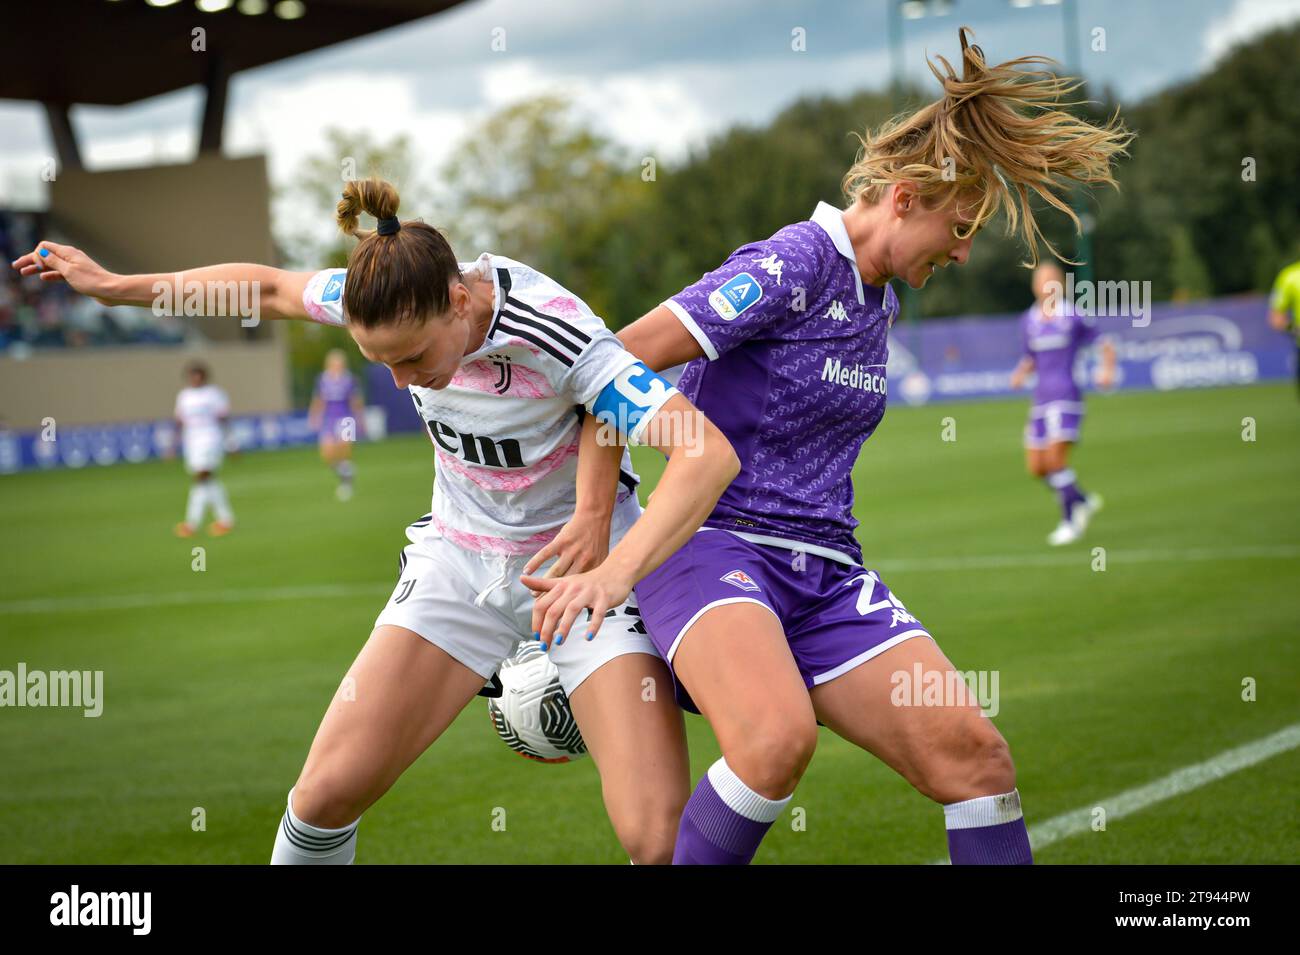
[487,642,587,763]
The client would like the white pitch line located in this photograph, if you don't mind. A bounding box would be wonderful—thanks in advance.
[876,544,1300,573]
[0,582,389,615]
[933,722,1300,863]
[3,544,1298,615]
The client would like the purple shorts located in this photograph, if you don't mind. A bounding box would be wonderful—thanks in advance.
[320,415,355,442]
[1024,400,1084,449]
[635,529,933,713]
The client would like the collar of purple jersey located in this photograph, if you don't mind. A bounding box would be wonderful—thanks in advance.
[812,201,897,317]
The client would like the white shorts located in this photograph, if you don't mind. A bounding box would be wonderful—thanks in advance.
[183,437,223,474]
[373,512,659,696]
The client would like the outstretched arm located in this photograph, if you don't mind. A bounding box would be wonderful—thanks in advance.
[11,242,317,322]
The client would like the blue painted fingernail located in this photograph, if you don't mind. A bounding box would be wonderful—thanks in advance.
[554,632,564,646]
[540,641,549,652]
[39,248,49,258]
[532,631,541,641]
[585,631,594,641]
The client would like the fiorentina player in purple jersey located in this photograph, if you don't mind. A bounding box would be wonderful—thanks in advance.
[308,348,366,500]
[1010,263,1117,546]
[537,28,1131,865]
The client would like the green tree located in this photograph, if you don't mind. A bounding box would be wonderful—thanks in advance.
[439,96,626,266]
[1168,225,1213,302]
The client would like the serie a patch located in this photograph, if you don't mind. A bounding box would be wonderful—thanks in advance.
[707,272,763,321]
[322,273,344,302]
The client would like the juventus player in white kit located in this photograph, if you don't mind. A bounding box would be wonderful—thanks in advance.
[172,362,235,537]
[12,178,739,864]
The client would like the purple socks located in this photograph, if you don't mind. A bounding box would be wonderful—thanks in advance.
[944,789,1033,864]
[1046,468,1086,522]
[673,758,791,865]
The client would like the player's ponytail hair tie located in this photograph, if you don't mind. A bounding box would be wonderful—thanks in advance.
[334,176,463,330]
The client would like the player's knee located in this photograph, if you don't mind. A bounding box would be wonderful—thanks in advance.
[917,719,1016,804]
[616,799,685,865]
[291,770,365,830]
[725,719,818,799]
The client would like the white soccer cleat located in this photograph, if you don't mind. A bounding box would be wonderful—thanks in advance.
[336,483,354,502]
[1071,493,1103,533]
[1048,520,1081,546]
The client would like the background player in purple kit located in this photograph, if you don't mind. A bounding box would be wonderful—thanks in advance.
[543,28,1132,865]
[1010,263,1117,545]
[308,348,366,500]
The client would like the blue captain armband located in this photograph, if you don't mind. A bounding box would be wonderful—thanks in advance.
[589,362,678,445]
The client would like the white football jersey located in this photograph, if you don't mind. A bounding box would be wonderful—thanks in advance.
[174,384,229,449]
[303,254,672,555]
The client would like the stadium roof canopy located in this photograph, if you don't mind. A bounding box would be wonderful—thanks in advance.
[2,0,469,164]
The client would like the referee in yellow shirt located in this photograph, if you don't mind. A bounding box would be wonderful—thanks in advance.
[1269,259,1300,397]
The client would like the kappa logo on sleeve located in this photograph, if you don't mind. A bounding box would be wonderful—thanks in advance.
[708,272,763,322]
[720,569,761,593]
[322,275,344,302]
[754,252,785,285]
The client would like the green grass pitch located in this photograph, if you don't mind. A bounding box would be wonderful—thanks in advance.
[1,383,1297,863]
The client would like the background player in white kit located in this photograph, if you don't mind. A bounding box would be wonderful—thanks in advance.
[13,177,740,865]
[172,362,235,537]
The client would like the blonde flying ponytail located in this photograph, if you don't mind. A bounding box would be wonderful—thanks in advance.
[843,26,1134,265]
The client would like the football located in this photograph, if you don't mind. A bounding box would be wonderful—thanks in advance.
[487,642,588,763]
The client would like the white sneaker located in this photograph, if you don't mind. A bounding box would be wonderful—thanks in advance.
[1071,493,1104,533]
[336,483,354,502]
[1048,521,1081,546]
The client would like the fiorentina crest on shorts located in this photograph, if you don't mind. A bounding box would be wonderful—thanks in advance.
[720,569,761,593]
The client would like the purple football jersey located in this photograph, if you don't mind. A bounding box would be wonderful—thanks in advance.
[664,202,898,565]
[315,371,356,419]
[1021,303,1099,404]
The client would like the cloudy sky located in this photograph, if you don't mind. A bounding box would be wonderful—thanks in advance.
[1,0,1296,209]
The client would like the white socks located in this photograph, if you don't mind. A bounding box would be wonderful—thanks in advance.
[208,480,233,523]
[185,484,204,527]
[269,789,358,865]
[184,479,234,527]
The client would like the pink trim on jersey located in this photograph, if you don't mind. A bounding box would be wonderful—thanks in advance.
[539,295,583,319]
[450,358,556,398]
[449,358,499,393]
[504,363,554,398]
[432,514,557,556]
[304,298,335,325]
[433,432,579,493]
